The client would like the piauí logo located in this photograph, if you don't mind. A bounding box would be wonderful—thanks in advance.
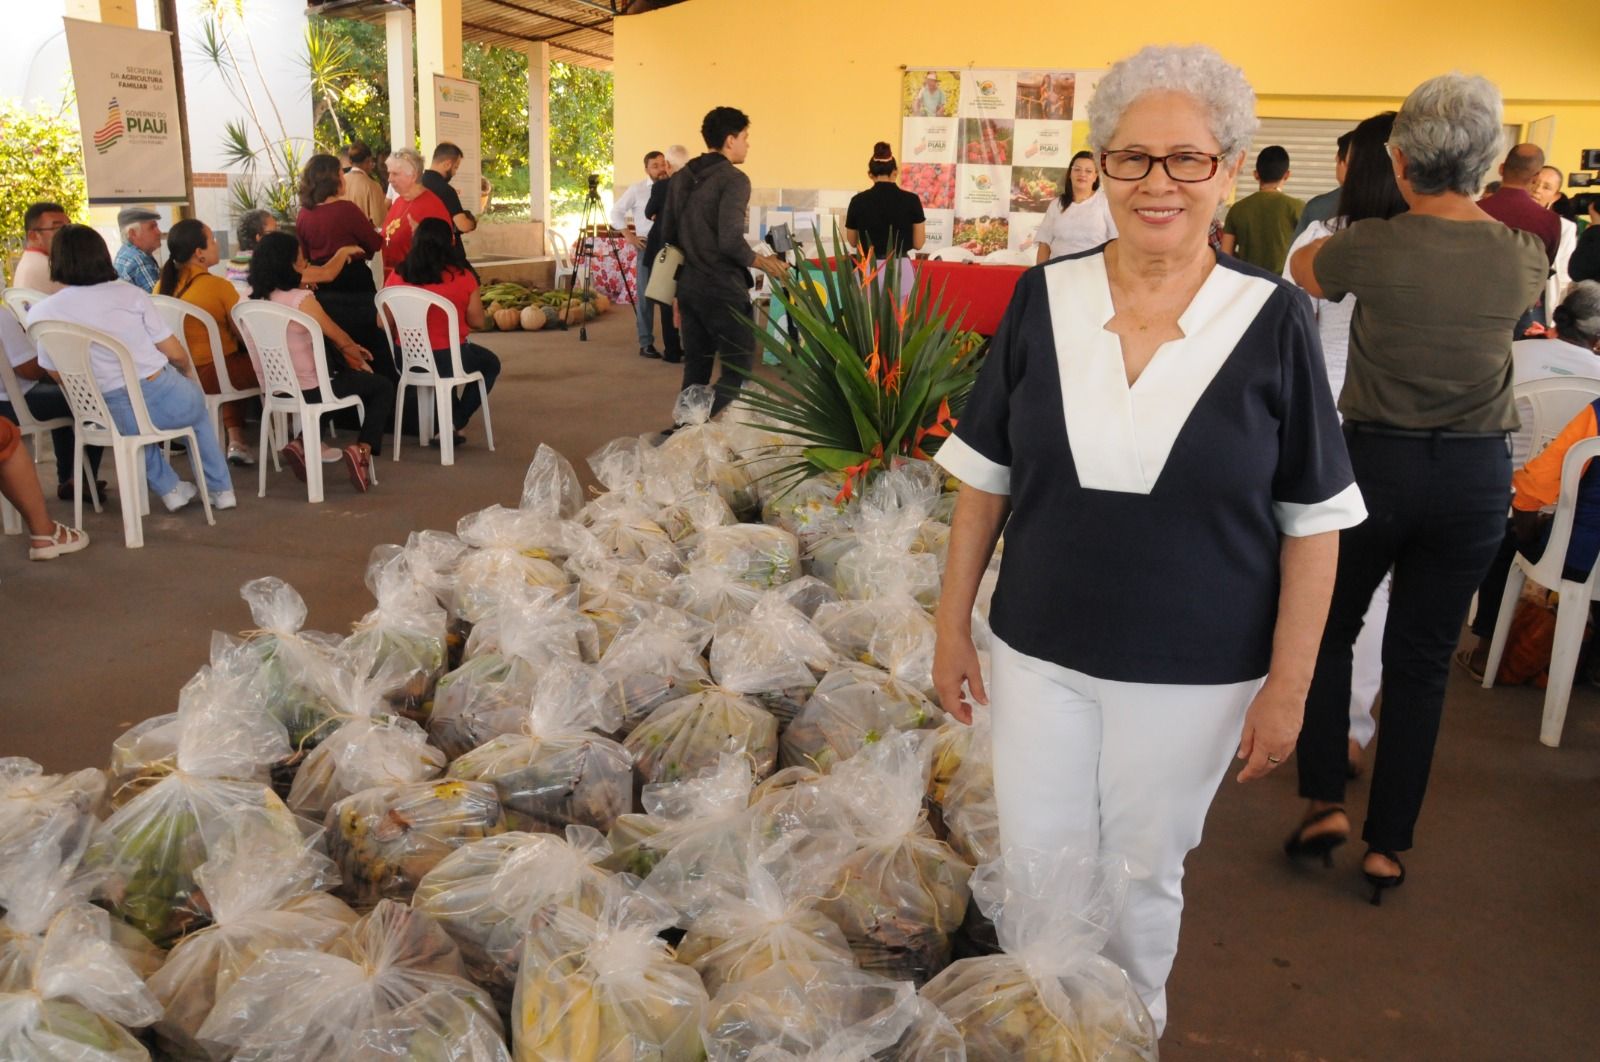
[972,174,992,190]
[93,96,125,155]
[978,80,997,96]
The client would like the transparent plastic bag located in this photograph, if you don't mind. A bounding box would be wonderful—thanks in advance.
[816,733,971,985]
[460,583,598,665]
[0,904,163,1062]
[398,530,472,670]
[655,489,736,545]
[762,473,853,549]
[454,506,575,625]
[781,664,944,773]
[770,575,842,620]
[596,623,712,738]
[600,756,753,879]
[519,443,583,522]
[669,561,766,626]
[702,960,964,1062]
[236,577,343,755]
[446,661,632,835]
[921,849,1158,1061]
[622,687,778,787]
[939,712,998,869]
[813,597,938,696]
[511,875,707,1061]
[197,900,505,1061]
[413,826,612,1009]
[709,590,837,730]
[344,546,450,725]
[0,759,105,903]
[327,780,506,907]
[658,385,761,519]
[829,464,945,608]
[690,524,800,591]
[579,491,681,568]
[147,810,357,1060]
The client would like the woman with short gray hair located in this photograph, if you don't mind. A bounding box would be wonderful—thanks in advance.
[1287,74,1547,904]
[934,44,1364,1034]
[380,147,451,272]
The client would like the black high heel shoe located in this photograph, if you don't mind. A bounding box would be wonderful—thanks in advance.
[1363,849,1406,906]
[1284,807,1349,868]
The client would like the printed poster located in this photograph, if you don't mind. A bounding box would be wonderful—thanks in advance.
[64,17,187,204]
[432,75,482,213]
[903,67,1089,252]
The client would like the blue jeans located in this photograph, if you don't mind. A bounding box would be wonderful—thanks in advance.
[102,365,232,496]
[634,256,655,347]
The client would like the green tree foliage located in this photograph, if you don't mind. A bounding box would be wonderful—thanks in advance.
[463,43,528,180]
[0,99,88,282]
[549,62,614,214]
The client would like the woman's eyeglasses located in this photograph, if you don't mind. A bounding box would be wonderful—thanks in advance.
[1099,151,1223,183]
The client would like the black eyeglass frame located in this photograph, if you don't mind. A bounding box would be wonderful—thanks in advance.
[1098,150,1225,183]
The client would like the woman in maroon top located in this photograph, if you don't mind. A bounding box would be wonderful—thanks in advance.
[296,154,395,380]
[382,148,452,274]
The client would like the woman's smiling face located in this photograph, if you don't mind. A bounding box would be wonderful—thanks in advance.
[1100,91,1240,258]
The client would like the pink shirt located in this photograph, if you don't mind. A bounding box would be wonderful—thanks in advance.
[264,289,321,390]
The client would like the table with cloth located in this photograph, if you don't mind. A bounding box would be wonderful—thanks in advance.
[578,232,641,305]
[912,259,1025,336]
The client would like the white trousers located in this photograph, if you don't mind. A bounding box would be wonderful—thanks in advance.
[1348,573,1391,748]
[988,637,1260,1036]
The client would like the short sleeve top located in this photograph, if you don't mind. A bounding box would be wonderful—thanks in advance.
[262,288,321,391]
[936,249,1365,684]
[845,183,926,259]
[1036,191,1117,259]
[155,262,241,367]
[28,281,173,393]
[0,306,37,401]
[383,191,453,272]
[1313,214,1548,432]
[421,170,467,224]
[383,267,477,349]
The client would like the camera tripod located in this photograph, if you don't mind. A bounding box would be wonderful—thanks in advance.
[560,179,636,341]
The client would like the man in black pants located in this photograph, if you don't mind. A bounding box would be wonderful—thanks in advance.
[661,107,786,417]
[639,144,688,362]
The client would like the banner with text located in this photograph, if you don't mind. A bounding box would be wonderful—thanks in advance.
[902,67,1095,253]
[432,75,483,215]
[64,17,187,204]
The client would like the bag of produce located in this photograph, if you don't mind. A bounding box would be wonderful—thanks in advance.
[587,433,676,509]
[519,442,583,522]
[343,545,449,724]
[657,385,761,519]
[595,622,712,738]
[461,582,598,664]
[600,755,753,878]
[579,489,681,568]
[762,472,853,550]
[446,660,631,835]
[147,810,358,1059]
[655,488,736,546]
[669,557,766,625]
[623,686,778,787]
[198,900,506,1061]
[940,714,998,870]
[235,576,343,756]
[512,875,707,1061]
[690,524,800,591]
[921,848,1158,1061]
[0,759,104,900]
[0,904,162,1062]
[781,664,944,773]
[702,960,964,1062]
[397,530,473,669]
[816,733,971,985]
[813,596,938,696]
[327,779,505,906]
[709,589,837,730]
[288,648,447,822]
[770,574,842,619]
[414,826,612,1009]
[454,506,575,624]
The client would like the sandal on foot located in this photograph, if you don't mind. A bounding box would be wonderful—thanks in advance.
[1453,648,1486,683]
[1284,806,1349,868]
[342,445,371,493]
[29,522,90,561]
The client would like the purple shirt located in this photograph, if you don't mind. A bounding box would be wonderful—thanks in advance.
[1479,187,1560,264]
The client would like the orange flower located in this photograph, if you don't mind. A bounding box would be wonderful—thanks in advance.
[834,444,885,504]
[881,359,902,395]
[910,398,957,458]
[852,248,884,290]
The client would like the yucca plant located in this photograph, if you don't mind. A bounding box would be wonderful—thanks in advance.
[737,227,985,501]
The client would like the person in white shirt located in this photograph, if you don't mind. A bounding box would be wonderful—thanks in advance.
[1033,151,1117,264]
[1532,165,1578,318]
[25,225,235,513]
[0,300,105,500]
[11,202,68,295]
[611,149,670,356]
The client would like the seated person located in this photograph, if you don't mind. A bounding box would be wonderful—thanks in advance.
[246,231,393,493]
[1510,280,1600,465]
[227,210,277,283]
[1458,282,1600,677]
[27,225,235,513]
[0,416,89,560]
[154,219,262,465]
[381,217,499,445]
[0,302,105,501]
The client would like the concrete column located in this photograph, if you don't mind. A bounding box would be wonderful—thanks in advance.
[525,42,552,249]
[64,0,137,27]
[415,0,463,157]
[385,7,416,151]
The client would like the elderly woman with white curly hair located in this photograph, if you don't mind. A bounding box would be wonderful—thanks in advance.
[1286,74,1547,905]
[932,45,1364,1032]
[381,147,453,274]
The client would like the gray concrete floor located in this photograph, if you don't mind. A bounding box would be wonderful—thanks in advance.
[3,310,1596,1059]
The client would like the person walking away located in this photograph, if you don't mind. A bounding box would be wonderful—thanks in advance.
[613,150,670,358]
[844,142,927,261]
[662,106,786,418]
[113,207,163,293]
[1480,144,1561,335]
[12,203,68,294]
[1033,150,1116,264]
[640,145,688,363]
[422,143,478,237]
[1287,73,1548,904]
[1221,146,1304,272]
[1292,131,1353,240]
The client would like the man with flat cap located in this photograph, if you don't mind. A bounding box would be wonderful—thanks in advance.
[114,206,163,292]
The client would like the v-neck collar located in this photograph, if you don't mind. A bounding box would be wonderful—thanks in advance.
[1045,252,1277,494]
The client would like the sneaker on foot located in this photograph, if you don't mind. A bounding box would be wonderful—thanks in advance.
[280,439,307,483]
[214,489,238,511]
[342,445,371,493]
[639,346,663,359]
[161,481,198,512]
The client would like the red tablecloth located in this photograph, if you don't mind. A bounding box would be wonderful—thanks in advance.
[913,260,1025,336]
[580,234,640,305]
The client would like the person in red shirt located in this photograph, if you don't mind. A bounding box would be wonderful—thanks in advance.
[382,148,452,276]
[381,218,499,445]
[1479,143,1560,335]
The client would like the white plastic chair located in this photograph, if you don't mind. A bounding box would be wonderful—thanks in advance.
[1481,434,1600,748]
[26,320,215,548]
[548,231,576,290]
[231,300,377,504]
[375,287,494,467]
[1511,376,1600,469]
[0,353,79,535]
[927,246,978,263]
[150,295,264,448]
[2,287,48,322]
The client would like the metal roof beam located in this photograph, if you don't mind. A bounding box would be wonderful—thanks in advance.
[458,17,610,62]
[477,0,613,36]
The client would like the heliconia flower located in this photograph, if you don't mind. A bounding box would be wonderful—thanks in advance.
[833,443,886,504]
[881,359,902,395]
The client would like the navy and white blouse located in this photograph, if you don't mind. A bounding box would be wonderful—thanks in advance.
[938,248,1366,685]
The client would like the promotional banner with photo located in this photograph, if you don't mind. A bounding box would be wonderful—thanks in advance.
[902,67,1098,253]
[432,75,483,212]
[64,18,188,204]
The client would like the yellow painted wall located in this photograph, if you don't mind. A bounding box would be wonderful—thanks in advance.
[614,0,1599,192]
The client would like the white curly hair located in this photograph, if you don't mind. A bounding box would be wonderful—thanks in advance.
[1087,45,1258,160]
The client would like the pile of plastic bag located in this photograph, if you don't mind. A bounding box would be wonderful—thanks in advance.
[1,385,1156,1060]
